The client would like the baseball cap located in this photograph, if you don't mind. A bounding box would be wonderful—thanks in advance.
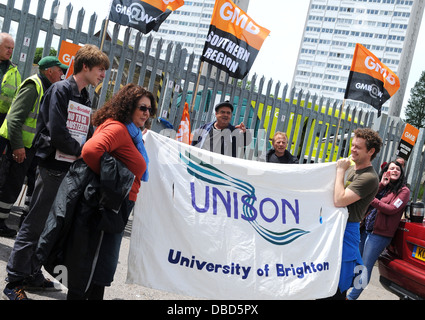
[38,56,69,70]
[214,100,234,112]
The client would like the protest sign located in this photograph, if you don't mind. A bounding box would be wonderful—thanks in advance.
[55,101,91,162]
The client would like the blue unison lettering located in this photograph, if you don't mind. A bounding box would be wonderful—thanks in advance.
[191,183,209,213]
[190,182,299,225]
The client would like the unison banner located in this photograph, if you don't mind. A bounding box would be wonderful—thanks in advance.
[127,131,348,299]
[200,0,270,79]
[344,43,400,116]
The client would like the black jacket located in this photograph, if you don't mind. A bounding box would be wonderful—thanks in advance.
[36,153,135,295]
[266,149,298,164]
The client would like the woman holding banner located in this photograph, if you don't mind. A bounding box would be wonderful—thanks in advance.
[347,160,410,300]
[73,84,155,299]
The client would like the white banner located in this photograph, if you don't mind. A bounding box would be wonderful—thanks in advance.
[127,131,348,299]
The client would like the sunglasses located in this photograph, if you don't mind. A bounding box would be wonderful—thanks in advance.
[138,105,153,115]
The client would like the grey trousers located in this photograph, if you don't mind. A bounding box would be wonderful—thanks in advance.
[6,166,66,284]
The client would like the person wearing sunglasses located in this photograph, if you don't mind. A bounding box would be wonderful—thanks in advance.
[59,83,155,300]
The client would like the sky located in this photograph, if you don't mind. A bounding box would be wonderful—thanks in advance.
[2,0,424,117]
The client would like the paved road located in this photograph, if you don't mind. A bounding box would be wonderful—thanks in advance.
[0,209,398,300]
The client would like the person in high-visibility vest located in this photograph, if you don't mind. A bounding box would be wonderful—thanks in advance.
[0,56,67,237]
[0,33,21,154]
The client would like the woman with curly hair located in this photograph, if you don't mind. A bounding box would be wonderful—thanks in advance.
[84,83,156,186]
[347,160,410,300]
[66,83,156,299]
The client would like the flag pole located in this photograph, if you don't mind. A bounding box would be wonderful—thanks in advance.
[100,19,109,51]
[100,0,114,51]
[332,98,346,154]
[191,61,204,113]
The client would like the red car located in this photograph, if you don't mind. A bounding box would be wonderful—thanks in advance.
[378,218,425,300]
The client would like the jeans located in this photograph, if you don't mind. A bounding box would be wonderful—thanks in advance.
[92,197,135,287]
[347,231,392,300]
[6,166,67,284]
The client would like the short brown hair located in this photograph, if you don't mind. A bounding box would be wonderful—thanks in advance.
[354,128,382,160]
[73,44,110,74]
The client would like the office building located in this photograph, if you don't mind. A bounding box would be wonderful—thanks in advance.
[291,0,424,116]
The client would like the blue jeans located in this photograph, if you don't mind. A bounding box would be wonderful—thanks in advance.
[92,197,135,287]
[347,231,392,300]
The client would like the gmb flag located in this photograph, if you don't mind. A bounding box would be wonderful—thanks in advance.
[109,0,184,34]
[200,0,270,79]
[344,43,400,116]
[127,131,348,299]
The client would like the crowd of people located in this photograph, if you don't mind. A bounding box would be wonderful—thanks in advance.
[0,32,411,300]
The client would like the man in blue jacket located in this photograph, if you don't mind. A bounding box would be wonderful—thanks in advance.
[191,100,251,158]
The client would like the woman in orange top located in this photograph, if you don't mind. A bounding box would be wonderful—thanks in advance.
[68,83,156,300]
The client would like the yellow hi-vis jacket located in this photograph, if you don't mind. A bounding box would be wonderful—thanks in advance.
[0,63,21,114]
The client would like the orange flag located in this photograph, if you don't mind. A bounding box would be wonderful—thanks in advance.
[109,0,184,34]
[200,0,270,79]
[176,102,191,144]
[345,43,400,116]
[58,41,82,79]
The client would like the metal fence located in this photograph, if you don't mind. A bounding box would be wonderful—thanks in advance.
[1,0,424,202]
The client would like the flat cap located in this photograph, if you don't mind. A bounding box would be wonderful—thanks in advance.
[214,100,233,112]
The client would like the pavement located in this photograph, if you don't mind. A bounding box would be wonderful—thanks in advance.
[0,197,399,301]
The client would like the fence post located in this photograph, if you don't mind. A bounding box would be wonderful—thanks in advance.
[408,128,425,200]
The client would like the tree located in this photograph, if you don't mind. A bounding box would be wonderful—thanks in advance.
[33,47,57,64]
[404,71,425,128]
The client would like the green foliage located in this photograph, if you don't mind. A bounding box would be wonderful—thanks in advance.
[33,47,57,64]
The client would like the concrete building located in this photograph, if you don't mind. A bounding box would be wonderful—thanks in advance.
[291,0,425,116]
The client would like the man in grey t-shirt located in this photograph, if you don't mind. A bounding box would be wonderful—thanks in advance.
[331,128,382,299]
